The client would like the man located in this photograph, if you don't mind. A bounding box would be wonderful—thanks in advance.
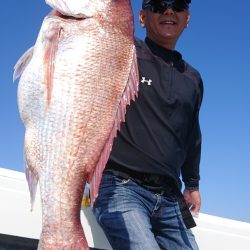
[93,0,203,249]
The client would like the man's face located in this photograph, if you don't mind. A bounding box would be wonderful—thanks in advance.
[139,3,190,49]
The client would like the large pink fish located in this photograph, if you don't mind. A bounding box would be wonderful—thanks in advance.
[14,0,138,249]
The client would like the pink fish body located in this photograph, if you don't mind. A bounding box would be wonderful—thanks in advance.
[14,0,138,249]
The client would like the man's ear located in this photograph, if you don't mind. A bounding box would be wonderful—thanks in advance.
[139,9,146,28]
[186,9,190,28]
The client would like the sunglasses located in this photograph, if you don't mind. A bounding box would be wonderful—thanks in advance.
[142,0,189,14]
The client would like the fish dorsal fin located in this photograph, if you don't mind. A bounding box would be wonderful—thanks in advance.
[13,46,34,81]
[89,46,139,205]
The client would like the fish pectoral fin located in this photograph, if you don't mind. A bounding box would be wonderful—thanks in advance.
[44,25,62,106]
[25,166,39,212]
[13,46,34,82]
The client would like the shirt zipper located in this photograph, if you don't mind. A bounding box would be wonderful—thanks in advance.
[168,61,174,100]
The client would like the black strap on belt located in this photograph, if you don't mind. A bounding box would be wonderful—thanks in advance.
[175,188,196,229]
[105,163,196,229]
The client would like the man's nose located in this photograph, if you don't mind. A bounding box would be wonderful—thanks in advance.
[163,7,174,15]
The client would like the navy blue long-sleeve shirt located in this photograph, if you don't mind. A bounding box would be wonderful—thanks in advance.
[107,37,203,190]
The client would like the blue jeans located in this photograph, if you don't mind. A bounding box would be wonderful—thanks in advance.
[93,172,199,250]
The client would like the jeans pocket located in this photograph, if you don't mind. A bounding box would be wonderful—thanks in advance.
[100,172,131,188]
[113,175,131,186]
[162,194,178,203]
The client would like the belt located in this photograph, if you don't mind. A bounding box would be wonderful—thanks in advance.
[105,162,175,195]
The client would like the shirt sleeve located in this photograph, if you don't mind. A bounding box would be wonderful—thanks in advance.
[181,77,204,190]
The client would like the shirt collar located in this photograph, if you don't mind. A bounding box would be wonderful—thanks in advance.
[145,37,185,72]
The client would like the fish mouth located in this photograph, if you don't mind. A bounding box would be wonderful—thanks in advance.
[52,10,90,20]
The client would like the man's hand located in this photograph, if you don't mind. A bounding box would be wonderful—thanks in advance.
[183,189,201,217]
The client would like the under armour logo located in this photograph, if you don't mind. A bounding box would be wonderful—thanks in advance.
[141,77,152,86]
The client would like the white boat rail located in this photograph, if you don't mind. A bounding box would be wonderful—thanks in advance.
[1,167,250,249]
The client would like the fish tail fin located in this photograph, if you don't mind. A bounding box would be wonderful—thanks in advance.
[89,46,139,205]
[25,166,39,212]
[13,46,34,82]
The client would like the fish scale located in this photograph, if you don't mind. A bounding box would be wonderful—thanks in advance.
[14,0,138,249]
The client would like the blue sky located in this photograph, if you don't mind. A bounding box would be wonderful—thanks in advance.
[1,1,250,223]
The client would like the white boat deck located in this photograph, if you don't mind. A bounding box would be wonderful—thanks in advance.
[1,167,250,249]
